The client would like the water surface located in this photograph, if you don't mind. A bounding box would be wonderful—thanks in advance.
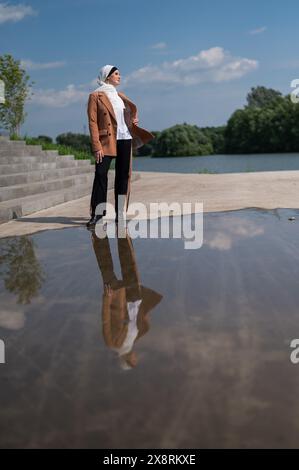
[133,153,299,174]
[1,209,299,448]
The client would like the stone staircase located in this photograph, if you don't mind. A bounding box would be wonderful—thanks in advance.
[0,136,96,224]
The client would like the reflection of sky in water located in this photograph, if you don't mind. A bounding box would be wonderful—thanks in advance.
[0,208,299,448]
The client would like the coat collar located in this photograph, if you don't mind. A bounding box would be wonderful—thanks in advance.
[96,91,136,123]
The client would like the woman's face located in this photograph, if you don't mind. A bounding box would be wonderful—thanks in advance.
[106,69,121,86]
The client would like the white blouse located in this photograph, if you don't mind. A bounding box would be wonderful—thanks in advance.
[112,298,142,356]
[107,93,132,140]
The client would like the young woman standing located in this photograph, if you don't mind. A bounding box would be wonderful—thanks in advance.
[86,64,154,228]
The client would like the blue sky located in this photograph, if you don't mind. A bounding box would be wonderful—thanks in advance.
[1,0,299,139]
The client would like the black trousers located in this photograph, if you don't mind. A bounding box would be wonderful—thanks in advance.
[90,139,132,217]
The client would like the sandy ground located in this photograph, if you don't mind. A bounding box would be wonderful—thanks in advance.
[1,169,299,238]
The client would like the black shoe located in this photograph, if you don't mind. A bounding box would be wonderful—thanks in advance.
[86,214,103,228]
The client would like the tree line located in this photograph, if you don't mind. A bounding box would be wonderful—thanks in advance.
[143,87,299,156]
[1,53,298,156]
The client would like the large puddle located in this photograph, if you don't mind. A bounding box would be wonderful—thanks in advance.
[1,208,299,448]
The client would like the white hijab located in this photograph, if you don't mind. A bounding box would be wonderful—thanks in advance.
[93,64,125,111]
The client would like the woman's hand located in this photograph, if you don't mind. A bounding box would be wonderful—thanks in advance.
[132,116,139,125]
[94,148,104,163]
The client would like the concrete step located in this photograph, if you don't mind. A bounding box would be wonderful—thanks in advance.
[0,144,44,156]
[0,145,85,158]
[0,148,53,157]
[0,159,92,174]
[0,143,73,157]
[0,138,137,224]
[0,173,95,202]
[0,170,140,224]
[0,154,76,164]
[0,182,94,223]
[42,150,59,157]
[0,143,89,158]
[0,140,26,148]
[0,165,93,187]
[3,149,61,157]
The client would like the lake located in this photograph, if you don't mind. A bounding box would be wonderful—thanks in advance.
[132,153,299,174]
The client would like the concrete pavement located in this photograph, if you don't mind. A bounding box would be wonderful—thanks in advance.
[1,169,299,238]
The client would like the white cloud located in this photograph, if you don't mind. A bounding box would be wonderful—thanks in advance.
[28,77,100,108]
[29,84,87,108]
[27,47,258,108]
[0,2,37,24]
[150,42,167,49]
[20,59,66,70]
[249,26,267,35]
[122,47,258,88]
[205,219,264,251]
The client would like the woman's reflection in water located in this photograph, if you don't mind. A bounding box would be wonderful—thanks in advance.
[91,231,163,370]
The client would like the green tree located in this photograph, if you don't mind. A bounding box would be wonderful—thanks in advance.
[136,130,160,156]
[0,54,34,136]
[153,123,213,157]
[246,86,283,109]
[201,126,226,154]
[225,94,299,154]
[37,135,52,144]
[0,236,45,304]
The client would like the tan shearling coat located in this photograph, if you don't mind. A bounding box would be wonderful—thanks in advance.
[87,90,154,210]
[91,232,163,351]
[87,91,154,155]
